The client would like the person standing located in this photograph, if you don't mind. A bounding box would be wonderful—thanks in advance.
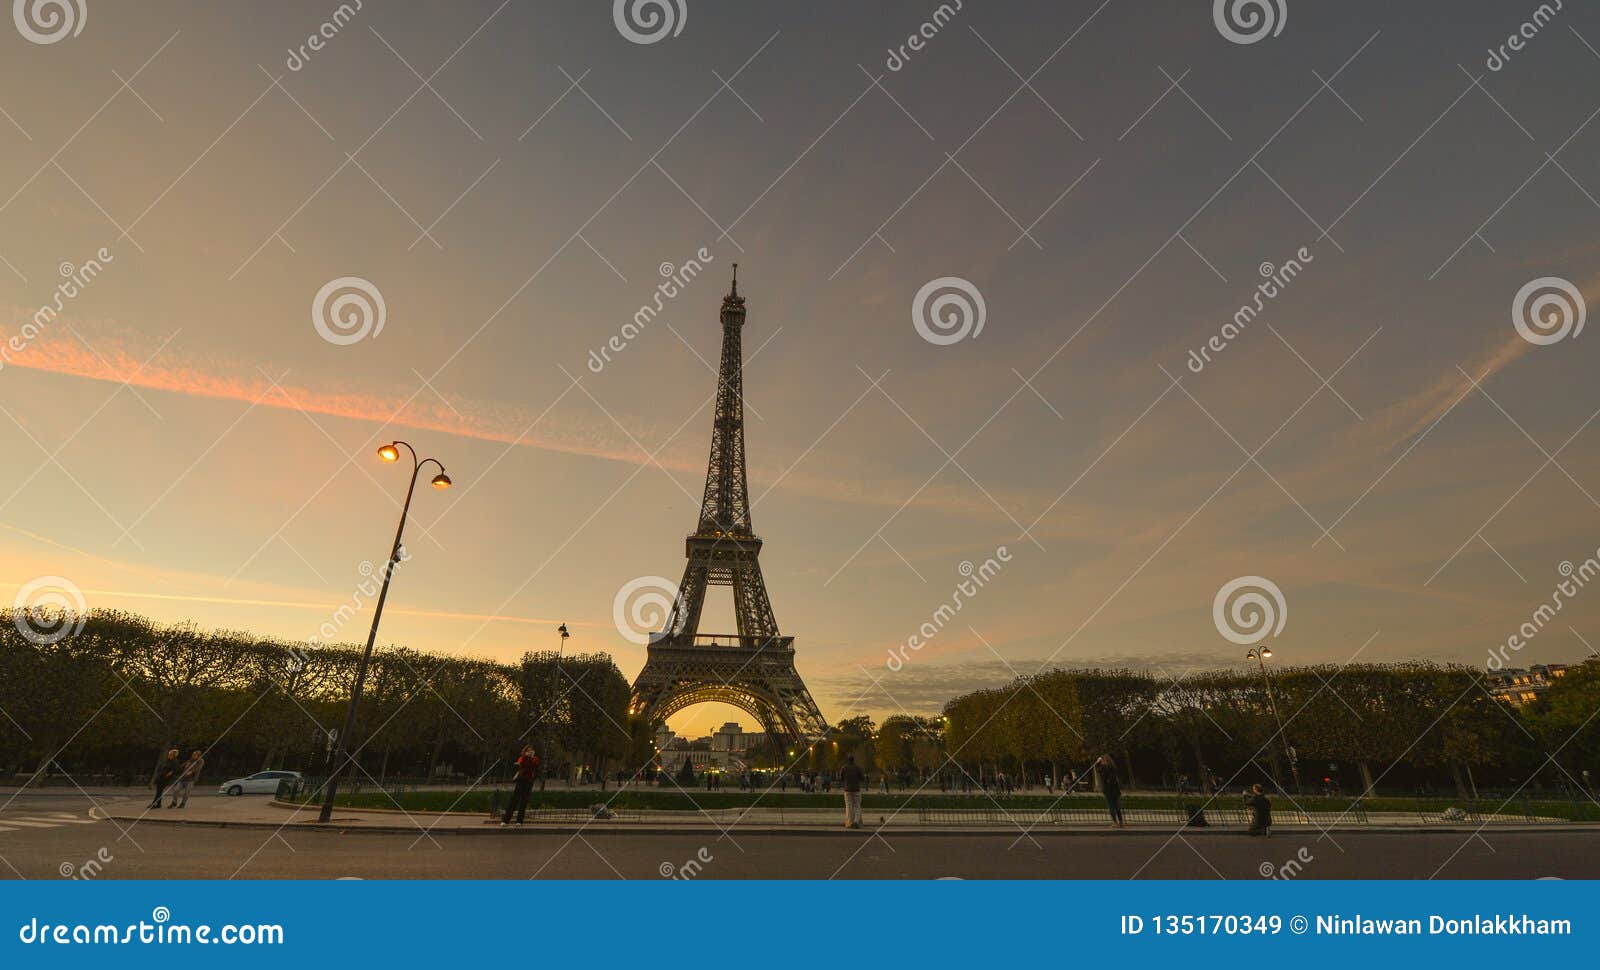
[1245,783,1272,837]
[839,755,865,829]
[501,745,539,826]
[1097,755,1124,828]
[167,750,205,808]
[150,749,181,810]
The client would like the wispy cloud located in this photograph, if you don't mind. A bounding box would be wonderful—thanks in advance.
[0,325,1056,523]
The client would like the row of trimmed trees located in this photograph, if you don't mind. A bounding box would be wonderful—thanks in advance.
[8,609,1595,798]
[933,662,1600,796]
[0,610,633,786]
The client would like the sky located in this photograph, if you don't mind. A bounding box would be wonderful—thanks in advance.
[2,0,1599,739]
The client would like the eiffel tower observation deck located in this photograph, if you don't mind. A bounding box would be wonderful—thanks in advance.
[628,267,830,745]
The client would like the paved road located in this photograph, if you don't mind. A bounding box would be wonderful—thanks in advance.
[2,794,1597,878]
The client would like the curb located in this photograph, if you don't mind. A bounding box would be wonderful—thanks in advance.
[98,815,1600,837]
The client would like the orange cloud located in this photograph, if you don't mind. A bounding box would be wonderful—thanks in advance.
[0,327,1042,524]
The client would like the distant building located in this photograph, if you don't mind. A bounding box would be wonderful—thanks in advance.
[712,722,767,753]
[654,723,769,772]
[1486,664,1567,706]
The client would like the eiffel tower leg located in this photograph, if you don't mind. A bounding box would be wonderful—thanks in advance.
[668,562,709,638]
[730,558,779,641]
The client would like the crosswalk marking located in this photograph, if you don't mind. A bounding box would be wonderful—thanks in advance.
[0,813,101,831]
[13,815,99,825]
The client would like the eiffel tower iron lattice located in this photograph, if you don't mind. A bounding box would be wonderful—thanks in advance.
[628,267,830,746]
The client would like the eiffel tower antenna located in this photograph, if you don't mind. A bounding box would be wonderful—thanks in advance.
[629,269,830,747]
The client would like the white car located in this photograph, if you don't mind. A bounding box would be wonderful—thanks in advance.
[217,770,303,796]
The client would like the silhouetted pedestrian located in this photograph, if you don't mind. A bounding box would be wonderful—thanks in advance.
[1097,755,1124,828]
[839,755,865,829]
[167,750,204,808]
[501,745,538,825]
[150,749,180,809]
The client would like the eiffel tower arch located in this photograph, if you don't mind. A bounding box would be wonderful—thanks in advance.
[629,268,830,749]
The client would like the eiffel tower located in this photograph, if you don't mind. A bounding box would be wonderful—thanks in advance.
[629,267,830,747]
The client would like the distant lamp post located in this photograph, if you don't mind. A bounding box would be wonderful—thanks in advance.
[541,623,570,791]
[1246,645,1301,795]
[318,440,452,823]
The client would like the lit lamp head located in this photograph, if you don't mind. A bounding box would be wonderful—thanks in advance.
[430,473,452,490]
[377,443,400,463]
[558,623,570,641]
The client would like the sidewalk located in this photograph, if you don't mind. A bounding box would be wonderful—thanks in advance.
[93,794,1600,836]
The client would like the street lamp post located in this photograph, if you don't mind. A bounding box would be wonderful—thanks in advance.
[317,440,451,824]
[1246,645,1301,795]
[543,623,568,791]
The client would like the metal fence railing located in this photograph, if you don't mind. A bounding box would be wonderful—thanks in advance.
[913,803,1372,827]
[283,781,1592,826]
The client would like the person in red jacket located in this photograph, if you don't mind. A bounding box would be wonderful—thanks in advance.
[501,746,539,825]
